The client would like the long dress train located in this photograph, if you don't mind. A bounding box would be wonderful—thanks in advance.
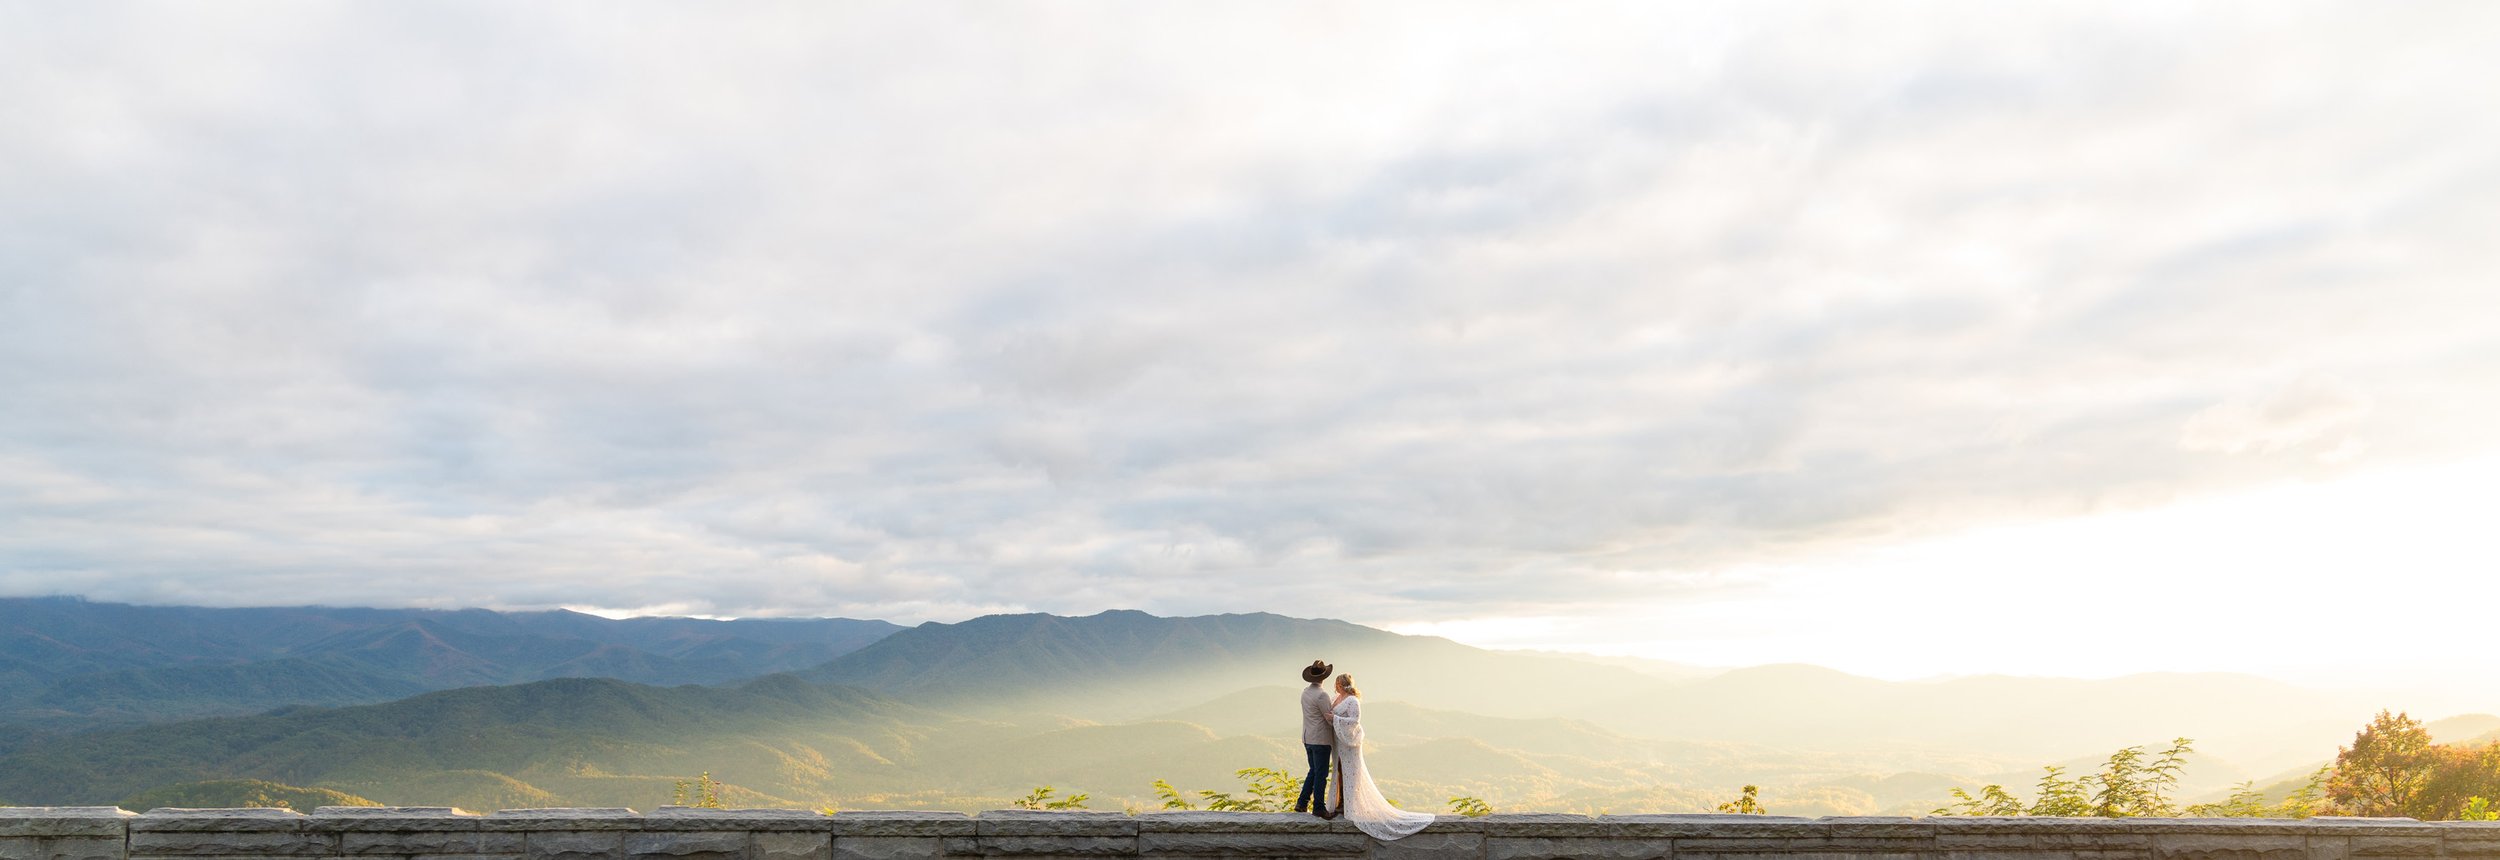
[1331,695,1435,841]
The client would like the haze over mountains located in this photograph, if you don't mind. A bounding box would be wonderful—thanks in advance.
[0,599,2482,816]
[0,597,900,741]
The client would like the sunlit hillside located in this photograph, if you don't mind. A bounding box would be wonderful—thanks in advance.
[5,606,2483,817]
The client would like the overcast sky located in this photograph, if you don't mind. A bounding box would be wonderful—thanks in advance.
[4,2,2496,687]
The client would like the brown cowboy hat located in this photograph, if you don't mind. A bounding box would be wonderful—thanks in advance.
[1301,660,1333,683]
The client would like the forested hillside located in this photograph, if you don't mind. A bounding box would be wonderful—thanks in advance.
[0,597,900,741]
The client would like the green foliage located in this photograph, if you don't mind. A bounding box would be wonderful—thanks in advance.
[1447,796,1493,817]
[2090,738,2193,817]
[120,779,379,811]
[2461,797,2498,822]
[1151,779,1195,810]
[1716,784,1766,815]
[2455,795,2497,823]
[671,772,725,809]
[2026,766,2095,817]
[1938,783,2024,816]
[1935,739,2193,817]
[1013,785,1090,810]
[1153,768,1298,813]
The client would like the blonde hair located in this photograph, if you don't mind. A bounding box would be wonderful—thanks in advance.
[1334,674,1360,697]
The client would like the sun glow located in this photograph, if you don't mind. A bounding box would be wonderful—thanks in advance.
[1425,453,2500,706]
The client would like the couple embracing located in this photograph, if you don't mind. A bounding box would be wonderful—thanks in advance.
[1294,659,1435,840]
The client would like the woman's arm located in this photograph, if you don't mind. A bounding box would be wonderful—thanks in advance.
[1332,698,1362,747]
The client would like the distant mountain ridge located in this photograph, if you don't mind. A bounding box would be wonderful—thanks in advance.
[0,607,1909,813]
[799,609,1670,720]
[3,601,2473,815]
[0,597,903,738]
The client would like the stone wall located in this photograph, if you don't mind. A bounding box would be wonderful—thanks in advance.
[6,807,2499,860]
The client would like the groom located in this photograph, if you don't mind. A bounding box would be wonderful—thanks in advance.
[1295,659,1338,819]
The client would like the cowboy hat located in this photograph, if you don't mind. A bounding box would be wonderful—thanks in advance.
[1301,659,1333,683]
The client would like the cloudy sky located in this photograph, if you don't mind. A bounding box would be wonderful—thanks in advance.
[4,2,2496,690]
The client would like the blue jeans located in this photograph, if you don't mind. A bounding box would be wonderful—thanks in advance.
[1296,743,1332,813]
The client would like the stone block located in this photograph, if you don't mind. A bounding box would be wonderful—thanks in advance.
[1484,836,1671,860]
[1135,813,1339,834]
[962,836,1137,856]
[2151,834,2306,860]
[129,828,336,857]
[2,838,125,860]
[1673,837,1789,853]
[625,831,748,860]
[527,831,625,860]
[758,832,834,860]
[646,810,830,832]
[830,815,975,839]
[1942,851,2079,860]
[1136,830,1371,856]
[1686,853,1922,860]
[1788,838,1939,851]
[1369,832,1481,860]
[832,837,944,860]
[492,812,644,832]
[132,809,308,833]
[1606,817,1816,839]
[1940,832,2152,852]
[0,810,136,839]
[2446,830,2500,859]
[1812,820,1936,840]
[314,809,488,836]
[1437,817,1602,838]
[974,813,1138,838]
[319,808,481,818]
[343,830,526,855]
[2346,836,2439,858]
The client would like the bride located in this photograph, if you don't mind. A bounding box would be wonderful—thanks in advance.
[1329,673,1436,840]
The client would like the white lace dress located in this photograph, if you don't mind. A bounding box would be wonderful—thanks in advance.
[1330,695,1435,840]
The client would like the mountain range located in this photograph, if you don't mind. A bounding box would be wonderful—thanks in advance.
[0,597,900,742]
[1,599,2484,816]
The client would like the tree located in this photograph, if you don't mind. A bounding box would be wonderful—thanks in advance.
[1447,796,1493,817]
[2421,741,2500,819]
[670,772,725,809]
[1717,785,1766,815]
[2328,711,2438,817]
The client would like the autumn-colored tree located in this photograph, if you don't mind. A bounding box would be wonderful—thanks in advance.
[1717,784,1766,814]
[670,772,725,809]
[2328,711,2438,817]
[2421,742,2500,820]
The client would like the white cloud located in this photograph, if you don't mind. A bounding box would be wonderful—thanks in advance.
[1,1,2496,678]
